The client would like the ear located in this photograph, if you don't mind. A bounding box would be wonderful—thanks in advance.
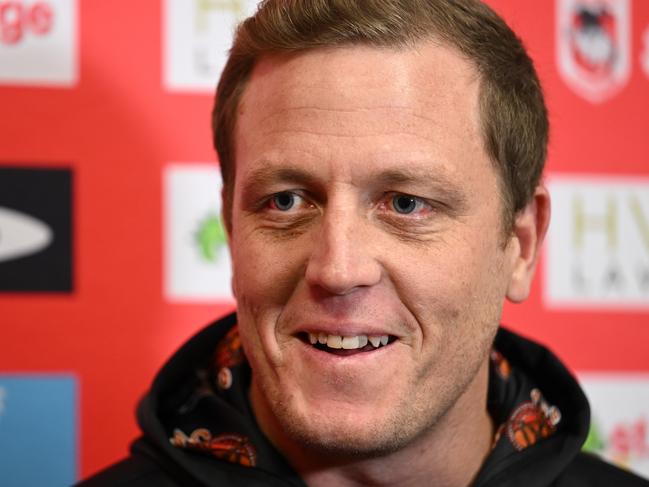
[506,184,551,303]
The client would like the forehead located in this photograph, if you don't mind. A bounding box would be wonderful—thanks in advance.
[238,42,482,128]
[234,42,491,187]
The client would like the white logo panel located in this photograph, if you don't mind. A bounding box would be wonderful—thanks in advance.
[0,0,77,86]
[579,374,649,479]
[545,176,649,308]
[0,206,53,262]
[164,0,260,92]
[164,163,233,302]
[556,0,631,103]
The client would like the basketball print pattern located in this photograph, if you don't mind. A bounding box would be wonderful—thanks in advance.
[170,428,257,467]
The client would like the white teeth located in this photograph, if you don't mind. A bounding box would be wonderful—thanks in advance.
[327,335,342,349]
[342,336,360,349]
[308,333,391,350]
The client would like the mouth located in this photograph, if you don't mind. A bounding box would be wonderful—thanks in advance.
[298,332,397,357]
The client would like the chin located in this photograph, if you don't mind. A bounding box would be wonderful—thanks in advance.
[283,416,410,458]
[269,394,433,459]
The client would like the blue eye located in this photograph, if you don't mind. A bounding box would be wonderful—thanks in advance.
[392,195,418,214]
[271,192,297,211]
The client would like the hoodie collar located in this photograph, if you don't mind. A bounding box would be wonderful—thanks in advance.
[136,315,590,487]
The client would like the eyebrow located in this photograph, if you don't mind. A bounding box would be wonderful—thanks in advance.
[243,165,320,191]
[373,167,454,188]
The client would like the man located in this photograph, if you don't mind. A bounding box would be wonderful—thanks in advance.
[80,1,648,486]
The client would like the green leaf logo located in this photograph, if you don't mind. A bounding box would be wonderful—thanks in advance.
[195,213,227,262]
[583,418,605,453]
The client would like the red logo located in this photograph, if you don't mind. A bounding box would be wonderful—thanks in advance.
[610,418,649,459]
[557,0,631,103]
[0,1,53,45]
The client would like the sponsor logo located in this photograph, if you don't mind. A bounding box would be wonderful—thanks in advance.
[0,375,77,486]
[163,0,260,91]
[0,0,77,86]
[0,0,53,44]
[164,163,233,301]
[580,375,649,479]
[196,212,228,262]
[556,0,631,103]
[0,206,53,263]
[0,166,73,292]
[545,176,649,308]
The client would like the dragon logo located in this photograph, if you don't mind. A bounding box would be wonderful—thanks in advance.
[557,0,631,103]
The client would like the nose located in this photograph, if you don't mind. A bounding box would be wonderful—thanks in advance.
[305,204,382,295]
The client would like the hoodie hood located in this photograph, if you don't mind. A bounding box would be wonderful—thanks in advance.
[475,327,590,486]
[132,314,590,487]
[134,313,305,486]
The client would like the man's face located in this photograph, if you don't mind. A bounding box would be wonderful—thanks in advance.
[228,43,521,454]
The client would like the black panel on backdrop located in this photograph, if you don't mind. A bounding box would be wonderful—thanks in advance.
[0,166,73,292]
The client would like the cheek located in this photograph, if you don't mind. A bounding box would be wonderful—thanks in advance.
[231,237,297,370]
[230,227,304,306]
[394,231,508,331]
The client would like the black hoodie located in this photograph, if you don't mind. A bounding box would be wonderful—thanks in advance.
[78,313,649,486]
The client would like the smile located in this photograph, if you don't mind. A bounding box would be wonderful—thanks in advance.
[301,332,396,355]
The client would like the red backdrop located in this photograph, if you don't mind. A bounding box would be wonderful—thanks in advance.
[0,0,647,481]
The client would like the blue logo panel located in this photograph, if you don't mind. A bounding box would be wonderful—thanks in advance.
[0,375,77,487]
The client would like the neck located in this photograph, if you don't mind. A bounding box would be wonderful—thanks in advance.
[254,358,494,487]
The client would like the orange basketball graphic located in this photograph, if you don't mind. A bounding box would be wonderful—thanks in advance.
[507,402,554,450]
[170,428,257,467]
[506,389,561,451]
[214,326,246,369]
[206,433,257,467]
[490,349,512,379]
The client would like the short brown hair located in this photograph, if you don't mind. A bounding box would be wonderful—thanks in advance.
[212,0,548,230]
